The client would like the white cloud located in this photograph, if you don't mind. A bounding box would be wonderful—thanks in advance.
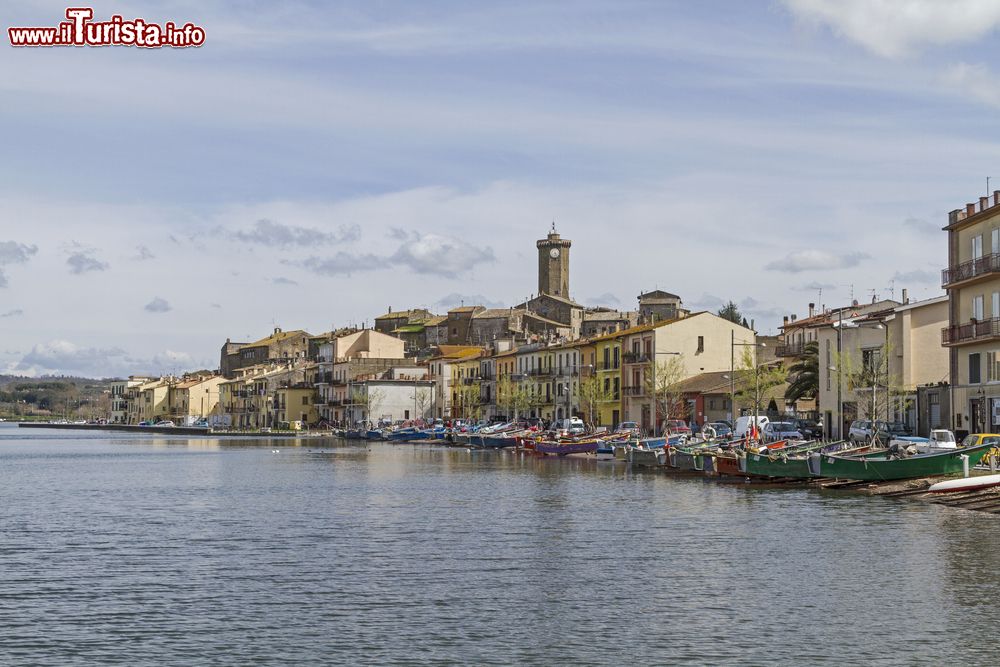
[893,268,939,284]
[765,250,870,273]
[1,309,24,318]
[902,216,939,234]
[67,251,109,274]
[942,62,1000,108]
[133,245,156,260]
[0,241,38,288]
[782,0,1000,58]
[144,297,171,313]
[10,340,196,378]
[390,232,495,278]
[272,276,299,286]
[231,219,361,247]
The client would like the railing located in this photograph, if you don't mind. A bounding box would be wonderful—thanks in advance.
[622,386,644,396]
[461,377,480,385]
[527,368,553,377]
[596,361,620,371]
[942,317,1000,345]
[941,253,1000,287]
[623,352,650,364]
[775,341,806,357]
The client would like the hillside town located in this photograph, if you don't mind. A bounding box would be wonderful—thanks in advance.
[103,192,1000,442]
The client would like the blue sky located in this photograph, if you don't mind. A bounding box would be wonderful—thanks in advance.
[2,0,999,376]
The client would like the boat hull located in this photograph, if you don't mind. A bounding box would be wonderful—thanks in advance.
[928,474,1000,494]
[814,443,994,481]
[535,441,599,456]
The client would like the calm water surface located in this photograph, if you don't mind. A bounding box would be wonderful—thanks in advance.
[2,423,999,665]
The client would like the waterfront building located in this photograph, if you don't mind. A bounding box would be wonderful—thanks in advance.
[428,346,485,419]
[637,290,687,324]
[219,327,315,378]
[590,331,623,427]
[619,312,755,433]
[815,294,949,438]
[942,193,1000,436]
[450,354,483,421]
[344,375,436,425]
[134,377,171,424]
[167,374,225,424]
[110,376,151,423]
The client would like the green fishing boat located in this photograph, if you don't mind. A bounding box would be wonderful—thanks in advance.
[812,441,994,482]
[741,440,856,479]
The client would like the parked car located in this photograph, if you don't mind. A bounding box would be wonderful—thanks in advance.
[702,422,733,439]
[138,420,152,426]
[559,417,586,435]
[193,418,209,427]
[848,420,874,443]
[928,429,958,449]
[154,420,175,427]
[616,421,640,434]
[663,419,691,435]
[762,421,803,443]
[874,421,911,441]
[793,418,823,439]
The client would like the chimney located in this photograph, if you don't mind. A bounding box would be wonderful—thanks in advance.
[902,288,909,304]
[808,302,815,317]
[783,315,789,326]
[388,306,392,314]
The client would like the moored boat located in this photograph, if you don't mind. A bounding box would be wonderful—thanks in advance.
[535,439,599,456]
[811,441,994,481]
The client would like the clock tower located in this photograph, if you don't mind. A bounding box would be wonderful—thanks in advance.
[536,223,571,298]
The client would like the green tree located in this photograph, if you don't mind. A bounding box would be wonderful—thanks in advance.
[578,374,615,427]
[496,374,533,420]
[717,301,743,324]
[643,355,687,433]
[784,340,819,404]
[734,348,787,419]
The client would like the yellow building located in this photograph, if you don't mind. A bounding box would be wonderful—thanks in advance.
[273,386,318,428]
[168,374,225,424]
[590,331,623,427]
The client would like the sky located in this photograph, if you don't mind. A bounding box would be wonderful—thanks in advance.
[1,0,999,377]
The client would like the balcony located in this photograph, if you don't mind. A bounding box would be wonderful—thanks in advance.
[461,377,480,385]
[622,386,644,396]
[596,361,620,371]
[527,368,554,377]
[623,352,650,364]
[941,254,1000,288]
[942,317,1000,346]
[775,341,806,357]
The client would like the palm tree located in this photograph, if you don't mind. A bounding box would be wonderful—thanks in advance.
[784,341,818,404]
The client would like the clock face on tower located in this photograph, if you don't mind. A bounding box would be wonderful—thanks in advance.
[549,248,560,259]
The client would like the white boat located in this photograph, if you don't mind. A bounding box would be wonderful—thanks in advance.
[928,474,1000,494]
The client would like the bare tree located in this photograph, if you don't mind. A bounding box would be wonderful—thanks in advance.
[578,374,615,428]
[644,355,687,433]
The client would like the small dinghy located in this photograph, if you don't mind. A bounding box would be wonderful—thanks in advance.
[928,474,1000,494]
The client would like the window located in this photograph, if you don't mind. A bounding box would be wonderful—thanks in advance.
[971,353,982,384]
[974,295,985,321]
[974,234,984,260]
[302,396,309,405]
[613,347,620,368]
[603,348,610,368]
[994,292,999,319]
[613,377,620,400]
[709,399,716,410]
[604,378,610,394]
[697,336,704,354]
[990,351,1000,382]
[994,228,1000,254]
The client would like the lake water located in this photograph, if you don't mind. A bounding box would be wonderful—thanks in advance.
[2,424,999,665]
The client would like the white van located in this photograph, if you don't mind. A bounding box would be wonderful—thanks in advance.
[559,417,586,435]
[734,415,769,438]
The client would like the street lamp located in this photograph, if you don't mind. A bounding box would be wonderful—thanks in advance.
[730,333,766,434]
[652,351,681,436]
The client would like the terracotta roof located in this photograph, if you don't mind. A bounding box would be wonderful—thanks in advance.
[424,315,447,326]
[374,309,431,320]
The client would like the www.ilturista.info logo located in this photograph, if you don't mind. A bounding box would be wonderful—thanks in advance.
[8,8,205,48]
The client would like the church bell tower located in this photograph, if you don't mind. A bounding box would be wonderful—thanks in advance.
[536,223,571,298]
